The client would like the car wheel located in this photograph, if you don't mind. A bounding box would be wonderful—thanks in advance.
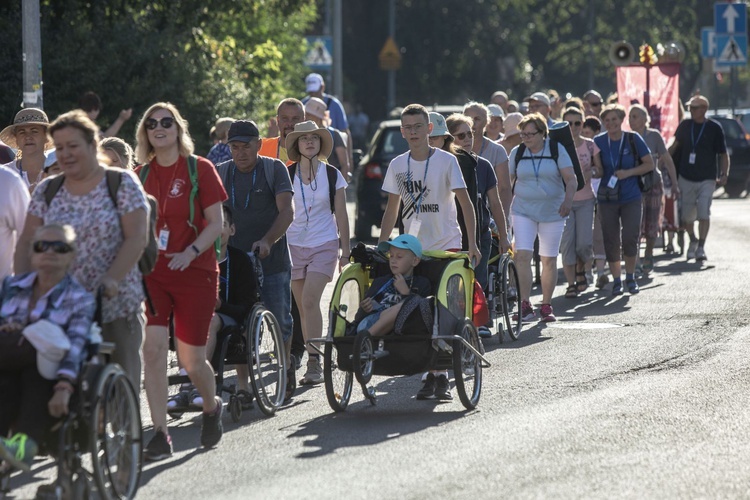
[724,180,746,198]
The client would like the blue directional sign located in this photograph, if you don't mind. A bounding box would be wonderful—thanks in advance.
[717,34,748,65]
[715,2,747,34]
[304,36,333,70]
[702,27,716,57]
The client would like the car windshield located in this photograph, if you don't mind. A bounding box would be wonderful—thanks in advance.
[713,117,744,140]
[380,128,408,157]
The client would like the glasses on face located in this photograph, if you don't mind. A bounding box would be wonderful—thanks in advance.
[299,134,321,144]
[519,131,541,139]
[588,101,603,108]
[566,120,582,127]
[32,240,74,254]
[401,123,426,133]
[454,131,473,141]
[145,117,175,130]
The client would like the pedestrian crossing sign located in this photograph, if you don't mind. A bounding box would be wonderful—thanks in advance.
[716,34,748,65]
[304,36,333,70]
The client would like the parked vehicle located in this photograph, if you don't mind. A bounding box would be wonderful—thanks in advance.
[709,115,750,198]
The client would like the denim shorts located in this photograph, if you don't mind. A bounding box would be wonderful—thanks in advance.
[357,311,382,333]
[260,270,294,342]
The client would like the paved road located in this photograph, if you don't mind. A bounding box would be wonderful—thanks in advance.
[8,196,750,499]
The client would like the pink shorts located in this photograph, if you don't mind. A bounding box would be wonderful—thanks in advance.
[290,240,340,280]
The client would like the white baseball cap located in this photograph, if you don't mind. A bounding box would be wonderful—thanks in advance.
[305,73,324,93]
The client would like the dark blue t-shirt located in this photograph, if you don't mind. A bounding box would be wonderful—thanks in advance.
[476,155,497,234]
[594,131,650,204]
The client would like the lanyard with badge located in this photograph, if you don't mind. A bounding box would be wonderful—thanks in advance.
[157,162,180,251]
[690,121,706,165]
[298,163,318,230]
[405,148,432,237]
[606,136,625,189]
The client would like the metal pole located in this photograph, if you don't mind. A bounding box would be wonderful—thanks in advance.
[587,0,595,90]
[332,0,343,99]
[387,0,396,114]
[731,66,737,115]
[22,0,43,110]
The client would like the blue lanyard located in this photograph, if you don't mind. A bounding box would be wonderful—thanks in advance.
[478,138,488,157]
[298,163,318,225]
[691,121,707,152]
[231,165,256,210]
[406,148,432,217]
[220,252,230,302]
[607,135,625,171]
[527,143,544,181]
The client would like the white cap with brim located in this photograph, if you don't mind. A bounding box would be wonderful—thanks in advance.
[22,319,71,380]
[377,234,422,259]
[428,112,450,137]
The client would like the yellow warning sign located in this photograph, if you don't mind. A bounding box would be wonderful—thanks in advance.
[379,36,402,71]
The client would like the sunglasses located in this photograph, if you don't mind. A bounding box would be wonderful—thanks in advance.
[566,120,582,126]
[32,240,74,254]
[145,117,175,130]
[454,131,473,140]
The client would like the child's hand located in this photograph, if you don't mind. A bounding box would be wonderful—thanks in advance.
[393,273,410,295]
[360,297,374,313]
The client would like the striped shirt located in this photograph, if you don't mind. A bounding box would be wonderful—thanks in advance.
[0,272,96,381]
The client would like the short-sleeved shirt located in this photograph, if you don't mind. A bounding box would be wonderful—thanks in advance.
[476,137,509,170]
[302,94,349,132]
[30,168,149,323]
[216,157,294,276]
[639,128,668,187]
[382,147,466,251]
[508,139,574,222]
[0,166,30,280]
[138,156,228,274]
[573,138,598,202]
[674,118,727,182]
[206,142,232,167]
[593,132,650,204]
[354,274,432,323]
[326,127,347,172]
[288,160,347,247]
[258,137,293,166]
[476,156,497,234]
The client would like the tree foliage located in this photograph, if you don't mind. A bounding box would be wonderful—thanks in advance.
[0,0,317,152]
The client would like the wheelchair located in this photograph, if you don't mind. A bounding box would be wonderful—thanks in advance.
[166,254,287,421]
[486,231,522,343]
[310,244,491,412]
[0,342,142,500]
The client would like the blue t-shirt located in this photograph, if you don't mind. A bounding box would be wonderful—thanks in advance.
[302,94,349,132]
[593,132,650,204]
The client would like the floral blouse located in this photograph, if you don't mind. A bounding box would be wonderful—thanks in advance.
[29,169,149,323]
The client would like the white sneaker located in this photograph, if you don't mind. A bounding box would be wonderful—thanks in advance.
[687,241,698,260]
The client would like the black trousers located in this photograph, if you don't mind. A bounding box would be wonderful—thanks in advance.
[290,300,306,361]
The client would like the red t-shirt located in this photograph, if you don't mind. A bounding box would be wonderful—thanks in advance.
[137,156,228,273]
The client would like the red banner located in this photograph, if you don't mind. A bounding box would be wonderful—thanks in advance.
[617,63,680,143]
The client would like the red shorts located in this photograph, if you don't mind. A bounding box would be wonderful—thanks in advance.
[144,264,218,346]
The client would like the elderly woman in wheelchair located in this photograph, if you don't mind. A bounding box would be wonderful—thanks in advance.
[0,224,95,473]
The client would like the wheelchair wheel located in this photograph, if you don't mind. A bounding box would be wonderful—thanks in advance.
[487,265,503,343]
[501,256,522,341]
[229,395,242,423]
[453,318,482,410]
[353,330,374,385]
[324,342,353,412]
[90,364,142,500]
[247,305,286,416]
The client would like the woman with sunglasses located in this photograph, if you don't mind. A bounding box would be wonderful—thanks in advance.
[559,107,601,298]
[508,113,577,322]
[17,109,148,394]
[594,104,655,295]
[134,103,227,460]
[0,224,95,473]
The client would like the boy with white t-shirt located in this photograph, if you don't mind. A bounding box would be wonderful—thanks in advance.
[378,103,480,400]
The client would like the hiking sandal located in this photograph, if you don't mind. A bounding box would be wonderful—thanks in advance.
[575,272,588,292]
[565,284,578,298]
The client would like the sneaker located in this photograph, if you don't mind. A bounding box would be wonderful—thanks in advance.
[612,280,623,296]
[477,325,492,339]
[284,365,296,402]
[144,430,172,462]
[188,389,204,410]
[512,300,536,323]
[695,246,707,261]
[0,433,38,472]
[596,274,609,289]
[626,279,640,294]
[687,241,698,260]
[434,374,453,401]
[539,304,556,322]
[167,390,190,412]
[416,373,436,400]
[299,358,324,385]
[200,397,224,448]
[236,389,254,410]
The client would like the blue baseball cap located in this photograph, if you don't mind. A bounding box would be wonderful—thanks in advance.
[377,234,422,259]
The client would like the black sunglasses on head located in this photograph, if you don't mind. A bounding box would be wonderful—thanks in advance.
[145,117,175,130]
[33,240,74,254]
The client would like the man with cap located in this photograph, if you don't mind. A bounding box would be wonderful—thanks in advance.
[215,120,297,399]
[302,73,353,166]
[486,104,505,142]
[490,91,510,113]
[304,97,350,179]
[525,92,556,127]
[258,98,306,166]
[0,108,51,191]
[463,102,513,222]
[669,95,729,262]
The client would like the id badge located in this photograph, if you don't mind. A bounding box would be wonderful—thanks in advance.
[689,152,696,164]
[158,228,170,251]
[607,176,618,188]
[407,218,422,237]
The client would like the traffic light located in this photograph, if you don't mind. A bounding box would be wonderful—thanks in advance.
[639,44,657,65]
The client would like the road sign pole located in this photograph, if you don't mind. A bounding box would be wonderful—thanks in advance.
[731,66,737,114]
[22,0,43,110]
[387,0,396,114]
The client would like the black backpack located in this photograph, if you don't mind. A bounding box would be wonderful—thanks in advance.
[453,148,481,251]
[44,169,159,275]
[513,138,585,192]
[288,162,339,213]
